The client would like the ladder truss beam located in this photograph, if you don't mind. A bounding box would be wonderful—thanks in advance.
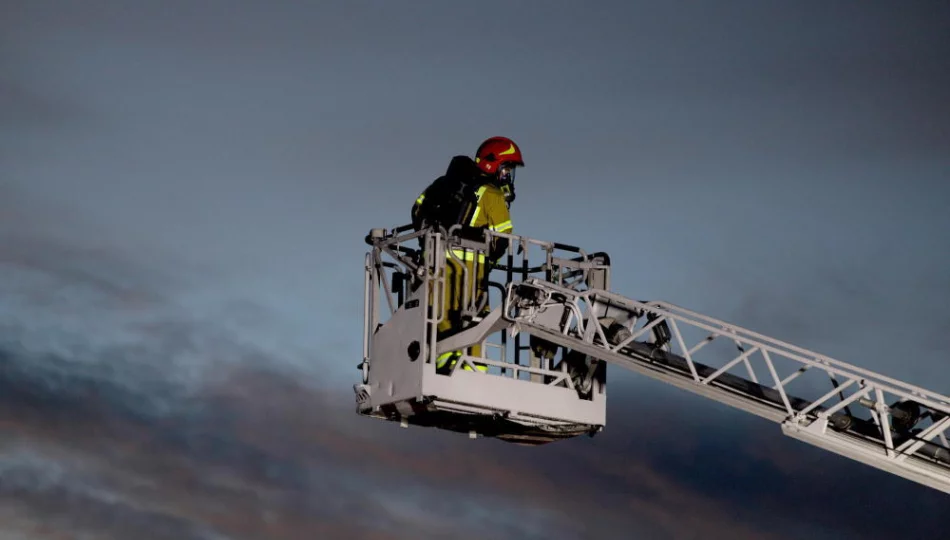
[505,278,950,494]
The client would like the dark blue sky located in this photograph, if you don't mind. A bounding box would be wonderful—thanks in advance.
[2,1,949,538]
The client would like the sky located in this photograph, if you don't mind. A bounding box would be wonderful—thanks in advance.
[1,0,949,538]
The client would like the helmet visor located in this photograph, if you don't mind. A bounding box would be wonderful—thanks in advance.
[498,164,517,185]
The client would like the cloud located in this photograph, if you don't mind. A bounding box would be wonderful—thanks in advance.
[0,343,555,539]
[0,448,228,540]
[0,338,768,540]
[593,385,949,537]
[4,322,946,540]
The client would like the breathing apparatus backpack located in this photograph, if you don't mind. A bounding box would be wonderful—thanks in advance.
[411,155,484,241]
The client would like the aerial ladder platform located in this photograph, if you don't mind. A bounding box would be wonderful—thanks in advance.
[355,225,950,495]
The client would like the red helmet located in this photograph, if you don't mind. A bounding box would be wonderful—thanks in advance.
[474,136,524,175]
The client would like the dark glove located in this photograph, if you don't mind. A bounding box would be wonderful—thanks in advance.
[488,237,509,263]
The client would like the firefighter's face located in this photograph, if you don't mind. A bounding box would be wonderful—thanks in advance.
[498,164,517,203]
[498,163,516,185]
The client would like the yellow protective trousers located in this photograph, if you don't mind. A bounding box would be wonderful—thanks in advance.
[431,248,489,373]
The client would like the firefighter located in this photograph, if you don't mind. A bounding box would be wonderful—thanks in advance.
[411,136,524,373]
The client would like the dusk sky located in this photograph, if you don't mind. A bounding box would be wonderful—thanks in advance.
[2,1,949,539]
